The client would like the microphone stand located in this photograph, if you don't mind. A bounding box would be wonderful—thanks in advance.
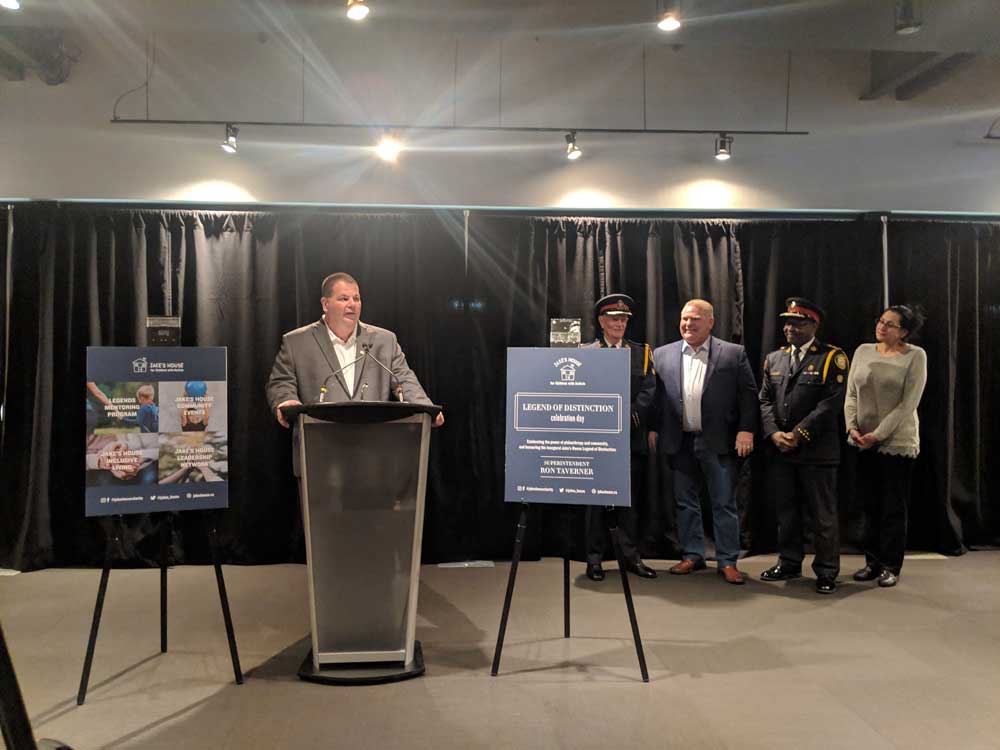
[361,345,404,402]
[318,351,367,403]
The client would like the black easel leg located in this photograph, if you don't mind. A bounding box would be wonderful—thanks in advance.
[0,621,37,750]
[159,515,169,654]
[607,507,649,683]
[491,503,529,677]
[78,531,116,705]
[207,522,243,685]
[563,557,570,638]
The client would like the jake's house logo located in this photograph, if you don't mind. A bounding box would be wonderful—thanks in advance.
[132,357,148,374]
[553,357,582,382]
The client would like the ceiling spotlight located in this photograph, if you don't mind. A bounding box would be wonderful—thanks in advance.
[375,134,402,162]
[658,1,681,31]
[346,0,369,21]
[0,0,21,10]
[714,133,733,161]
[565,132,582,160]
[220,123,239,154]
[894,0,922,35]
[658,13,680,31]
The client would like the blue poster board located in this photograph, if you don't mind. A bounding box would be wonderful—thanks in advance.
[85,347,228,517]
[505,347,630,506]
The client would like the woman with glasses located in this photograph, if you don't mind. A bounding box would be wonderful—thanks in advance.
[844,304,927,588]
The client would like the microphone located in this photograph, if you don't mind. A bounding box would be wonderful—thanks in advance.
[362,344,404,401]
[318,351,366,403]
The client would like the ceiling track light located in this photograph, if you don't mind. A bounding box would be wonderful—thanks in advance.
[894,0,922,35]
[375,133,402,162]
[657,1,681,31]
[0,0,22,10]
[221,123,239,154]
[346,0,369,21]
[714,133,732,161]
[565,131,582,160]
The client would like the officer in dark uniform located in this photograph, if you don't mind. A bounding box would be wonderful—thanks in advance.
[580,293,657,581]
[758,298,848,594]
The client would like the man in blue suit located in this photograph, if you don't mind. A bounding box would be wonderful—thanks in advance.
[647,299,759,584]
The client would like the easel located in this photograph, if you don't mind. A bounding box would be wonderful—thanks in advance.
[0,621,37,750]
[490,503,649,682]
[77,511,243,705]
[1,620,75,750]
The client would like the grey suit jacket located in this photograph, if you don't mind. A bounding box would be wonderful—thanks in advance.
[266,319,433,473]
[267,318,432,409]
[649,335,759,456]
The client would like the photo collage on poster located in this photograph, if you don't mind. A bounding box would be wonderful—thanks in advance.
[85,347,228,516]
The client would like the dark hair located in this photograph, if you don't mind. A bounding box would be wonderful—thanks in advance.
[321,272,359,297]
[885,303,926,340]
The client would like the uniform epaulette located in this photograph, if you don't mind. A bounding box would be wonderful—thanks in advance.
[821,346,849,383]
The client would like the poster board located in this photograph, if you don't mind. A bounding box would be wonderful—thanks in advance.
[505,347,630,507]
[85,346,228,517]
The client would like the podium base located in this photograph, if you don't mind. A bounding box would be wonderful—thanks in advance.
[297,641,425,686]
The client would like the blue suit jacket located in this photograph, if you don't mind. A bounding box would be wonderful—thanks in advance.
[646,336,759,456]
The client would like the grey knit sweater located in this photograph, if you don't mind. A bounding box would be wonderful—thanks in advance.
[844,343,928,458]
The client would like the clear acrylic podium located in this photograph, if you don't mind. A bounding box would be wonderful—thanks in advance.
[284,401,440,685]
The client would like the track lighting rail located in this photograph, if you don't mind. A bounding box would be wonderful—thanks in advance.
[109,117,808,137]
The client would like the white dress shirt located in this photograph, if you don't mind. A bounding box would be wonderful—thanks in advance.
[681,340,709,432]
[327,324,358,397]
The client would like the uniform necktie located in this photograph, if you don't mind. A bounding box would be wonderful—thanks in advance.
[792,348,801,370]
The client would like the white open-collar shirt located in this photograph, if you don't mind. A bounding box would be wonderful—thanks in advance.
[681,339,710,432]
[327,323,358,397]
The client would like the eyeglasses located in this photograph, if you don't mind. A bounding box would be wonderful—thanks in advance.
[876,318,901,329]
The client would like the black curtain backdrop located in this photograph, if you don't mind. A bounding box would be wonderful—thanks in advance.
[2,204,997,571]
[739,219,885,554]
[887,221,1000,554]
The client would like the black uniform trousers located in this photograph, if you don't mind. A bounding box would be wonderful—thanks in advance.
[855,448,914,575]
[769,457,840,578]
[585,458,643,566]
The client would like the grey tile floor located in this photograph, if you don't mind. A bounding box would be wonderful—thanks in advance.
[2,552,998,750]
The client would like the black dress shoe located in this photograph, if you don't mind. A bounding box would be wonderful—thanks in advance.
[760,563,802,582]
[853,565,882,581]
[625,561,658,579]
[816,576,837,594]
[877,569,898,587]
[586,562,605,581]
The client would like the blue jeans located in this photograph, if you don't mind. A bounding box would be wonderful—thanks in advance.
[670,433,740,567]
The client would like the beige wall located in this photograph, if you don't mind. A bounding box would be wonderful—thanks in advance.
[2,10,999,211]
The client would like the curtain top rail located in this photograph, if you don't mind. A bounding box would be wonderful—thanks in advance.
[4,199,1000,224]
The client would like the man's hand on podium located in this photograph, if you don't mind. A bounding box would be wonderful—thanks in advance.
[276,400,302,428]
[433,412,445,428]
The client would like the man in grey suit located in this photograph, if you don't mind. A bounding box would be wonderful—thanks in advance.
[266,272,443,472]
[648,299,758,584]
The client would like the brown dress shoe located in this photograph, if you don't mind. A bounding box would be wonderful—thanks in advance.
[717,565,745,585]
[669,559,707,575]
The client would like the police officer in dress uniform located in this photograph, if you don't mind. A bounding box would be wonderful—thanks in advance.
[758,298,848,594]
[580,294,657,581]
